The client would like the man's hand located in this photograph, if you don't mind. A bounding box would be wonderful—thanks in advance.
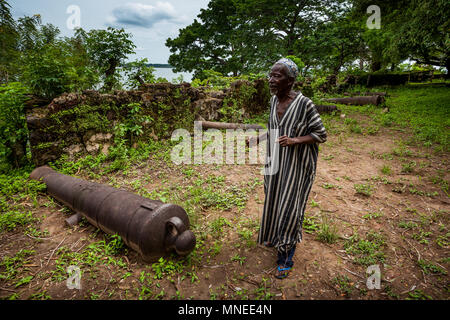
[278,135,317,147]
[278,135,297,147]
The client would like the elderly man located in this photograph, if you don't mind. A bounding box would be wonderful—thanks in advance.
[257,58,327,279]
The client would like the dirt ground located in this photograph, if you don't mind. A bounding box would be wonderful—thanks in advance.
[1,110,449,301]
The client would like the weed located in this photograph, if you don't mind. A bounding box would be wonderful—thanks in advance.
[354,183,374,196]
[407,289,432,300]
[209,217,232,238]
[231,254,246,265]
[436,233,449,248]
[253,277,274,300]
[0,210,35,232]
[332,275,354,297]
[365,125,379,135]
[151,257,183,280]
[322,183,341,190]
[0,249,35,282]
[401,161,416,173]
[418,259,447,275]
[362,211,383,220]
[237,228,256,248]
[15,275,33,288]
[383,286,399,299]
[398,221,418,229]
[380,165,392,175]
[344,232,386,266]
[208,240,223,257]
[28,290,51,300]
[303,215,320,234]
[310,199,320,208]
[430,175,449,196]
[412,230,432,244]
[316,216,339,244]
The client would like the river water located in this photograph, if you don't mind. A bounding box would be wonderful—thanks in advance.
[153,68,193,83]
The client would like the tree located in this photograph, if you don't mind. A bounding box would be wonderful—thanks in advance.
[166,0,349,76]
[350,0,449,73]
[0,0,18,83]
[121,58,156,89]
[76,27,136,91]
[166,0,245,77]
[300,14,364,75]
[388,0,449,74]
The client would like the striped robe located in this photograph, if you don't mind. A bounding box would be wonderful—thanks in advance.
[258,92,327,254]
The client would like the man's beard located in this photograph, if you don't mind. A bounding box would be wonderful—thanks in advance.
[269,87,278,96]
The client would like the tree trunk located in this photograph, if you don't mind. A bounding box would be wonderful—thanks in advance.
[7,139,28,168]
[198,121,263,130]
[103,59,119,92]
[446,58,450,80]
[371,60,382,72]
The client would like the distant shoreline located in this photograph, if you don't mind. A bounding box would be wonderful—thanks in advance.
[147,64,173,69]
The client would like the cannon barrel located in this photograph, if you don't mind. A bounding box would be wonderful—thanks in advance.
[30,166,196,262]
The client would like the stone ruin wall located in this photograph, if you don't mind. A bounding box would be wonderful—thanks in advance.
[26,81,270,166]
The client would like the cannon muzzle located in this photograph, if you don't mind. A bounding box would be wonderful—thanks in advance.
[30,166,196,262]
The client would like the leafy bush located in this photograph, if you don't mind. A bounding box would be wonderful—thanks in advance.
[21,45,74,99]
[0,82,30,170]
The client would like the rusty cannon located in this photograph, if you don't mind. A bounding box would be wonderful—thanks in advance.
[323,95,385,106]
[30,166,196,262]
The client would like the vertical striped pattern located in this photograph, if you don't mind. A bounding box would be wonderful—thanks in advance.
[258,93,327,254]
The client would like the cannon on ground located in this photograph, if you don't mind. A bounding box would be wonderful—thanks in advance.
[30,166,196,262]
[324,95,385,106]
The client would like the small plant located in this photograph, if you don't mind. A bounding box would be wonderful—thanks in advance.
[303,215,320,234]
[412,230,432,244]
[436,233,449,248]
[316,216,339,244]
[407,289,432,300]
[0,249,35,282]
[354,183,374,196]
[401,161,416,173]
[380,165,392,175]
[28,290,52,300]
[344,232,386,266]
[151,257,182,279]
[417,259,447,275]
[0,210,35,232]
[237,228,256,248]
[365,125,379,135]
[332,275,354,297]
[209,217,232,238]
[231,254,246,265]
[322,183,340,190]
[253,277,274,300]
[310,199,320,208]
[362,211,383,220]
[398,221,418,229]
[104,234,126,255]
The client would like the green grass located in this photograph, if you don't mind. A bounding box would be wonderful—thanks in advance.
[382,84,450,152]
[344,232,386,266]
[417,259,447,275]
[0,249,35,282]
[316,215,339,244]
[354,183,374,196]
[380,165,392,175]
[332,275,354,297]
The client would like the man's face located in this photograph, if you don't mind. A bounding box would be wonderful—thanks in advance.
[268,64,293,96]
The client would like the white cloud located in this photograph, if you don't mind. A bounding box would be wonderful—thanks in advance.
[107,2,183,28]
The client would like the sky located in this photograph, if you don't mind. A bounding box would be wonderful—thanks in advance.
[9,0,211,64]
